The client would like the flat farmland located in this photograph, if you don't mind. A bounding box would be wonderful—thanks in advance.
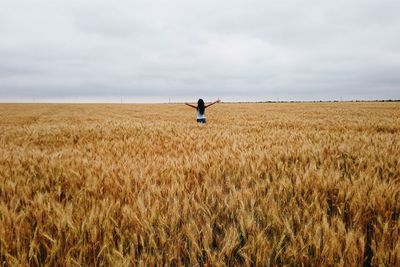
[0,103,399,266]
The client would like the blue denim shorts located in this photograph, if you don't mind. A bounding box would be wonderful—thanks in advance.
[197,118,206,123]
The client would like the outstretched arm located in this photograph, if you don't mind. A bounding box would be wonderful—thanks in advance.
[185,102,197,109]
[205,99,221,108]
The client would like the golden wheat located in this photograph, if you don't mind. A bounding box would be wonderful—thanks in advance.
[0,102,399,266]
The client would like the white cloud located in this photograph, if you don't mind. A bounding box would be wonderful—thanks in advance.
[0,0,399,101]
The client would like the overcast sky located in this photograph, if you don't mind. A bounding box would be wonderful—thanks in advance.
[1,0,399,102]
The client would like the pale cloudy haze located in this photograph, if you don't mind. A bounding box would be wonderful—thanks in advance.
[1,0,399,102]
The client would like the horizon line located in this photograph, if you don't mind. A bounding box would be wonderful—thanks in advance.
[0,99,399,104]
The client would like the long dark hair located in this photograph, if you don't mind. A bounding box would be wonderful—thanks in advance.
[197,99,205,115]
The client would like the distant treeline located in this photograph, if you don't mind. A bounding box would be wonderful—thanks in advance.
[212,99,400,104]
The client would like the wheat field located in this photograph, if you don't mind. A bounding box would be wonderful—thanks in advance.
[0,102,399,266]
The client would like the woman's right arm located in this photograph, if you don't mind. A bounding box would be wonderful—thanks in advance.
[205,99,221,108]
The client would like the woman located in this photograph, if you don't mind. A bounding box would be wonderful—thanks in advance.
[185,99,221,123]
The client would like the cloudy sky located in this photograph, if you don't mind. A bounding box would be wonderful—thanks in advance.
[1,0,399,102]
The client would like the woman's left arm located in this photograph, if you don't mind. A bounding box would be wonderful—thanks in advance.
[185,103,198,108]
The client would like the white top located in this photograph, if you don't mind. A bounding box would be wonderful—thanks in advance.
[196,109,206,119]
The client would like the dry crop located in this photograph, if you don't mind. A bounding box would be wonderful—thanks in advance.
[0,102,399,266]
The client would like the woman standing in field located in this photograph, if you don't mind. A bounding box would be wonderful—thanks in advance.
[185,99,220,123]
